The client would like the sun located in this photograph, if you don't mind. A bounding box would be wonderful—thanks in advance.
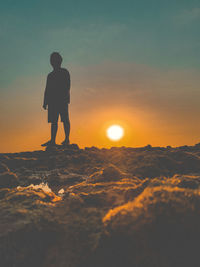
[106,125,124,141]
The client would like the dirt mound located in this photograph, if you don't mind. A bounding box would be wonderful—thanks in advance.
[1,144,200,266]
[86,186,200,267]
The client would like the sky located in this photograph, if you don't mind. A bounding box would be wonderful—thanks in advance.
[1,0,200,152]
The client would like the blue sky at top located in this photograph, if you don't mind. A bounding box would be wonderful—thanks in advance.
[1,0,200,89]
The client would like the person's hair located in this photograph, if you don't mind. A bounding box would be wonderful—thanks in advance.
[50,52,62,66]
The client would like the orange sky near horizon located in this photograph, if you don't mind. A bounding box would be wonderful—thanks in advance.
[1,103,200,153]
[1,62,200,153]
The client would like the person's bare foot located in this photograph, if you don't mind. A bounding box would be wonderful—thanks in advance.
[41,140,56,147]
[61,139,70,146]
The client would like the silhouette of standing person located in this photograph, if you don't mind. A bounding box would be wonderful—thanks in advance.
[42,52,70,147]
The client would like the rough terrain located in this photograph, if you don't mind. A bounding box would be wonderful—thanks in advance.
[1,143,200,267]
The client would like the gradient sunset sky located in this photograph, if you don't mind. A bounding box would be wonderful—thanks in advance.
[1,0,200,152]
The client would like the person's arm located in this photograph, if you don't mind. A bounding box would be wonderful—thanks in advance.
[66,71,71,103]
[43,75,49,109]
[66,70,70,91]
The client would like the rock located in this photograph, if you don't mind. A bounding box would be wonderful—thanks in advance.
[0,186,62,267]
[5,157,38,172]
[0,171,18,188]
[0,185,102,267]
[85,186,200,267]
[170,174,200,189]
[67,174,145,208]
[0,188,10,199]
[89,164,126,182]
[2,145,200,267]
[68,143,79,150]
[45,145,61,152]
[0,163,9,173]
[45,143,79,152]
[47,172,84,187]
[84,146,99,151]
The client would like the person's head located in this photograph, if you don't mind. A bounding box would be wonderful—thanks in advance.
[50,52,62,69]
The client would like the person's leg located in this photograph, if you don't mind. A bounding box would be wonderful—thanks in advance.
[62,119,70,144]
[42,105,58,147]
[51,122,58,144]
[61,104,70,145]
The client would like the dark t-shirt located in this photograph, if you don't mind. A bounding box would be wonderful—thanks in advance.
[43,68,70,107]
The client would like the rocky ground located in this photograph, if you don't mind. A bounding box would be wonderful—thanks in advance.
[1,143,200,267]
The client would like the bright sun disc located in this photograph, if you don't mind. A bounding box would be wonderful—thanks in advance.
[106,125,124,141]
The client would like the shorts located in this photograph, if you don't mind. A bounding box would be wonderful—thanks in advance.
[48,103,69,123]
